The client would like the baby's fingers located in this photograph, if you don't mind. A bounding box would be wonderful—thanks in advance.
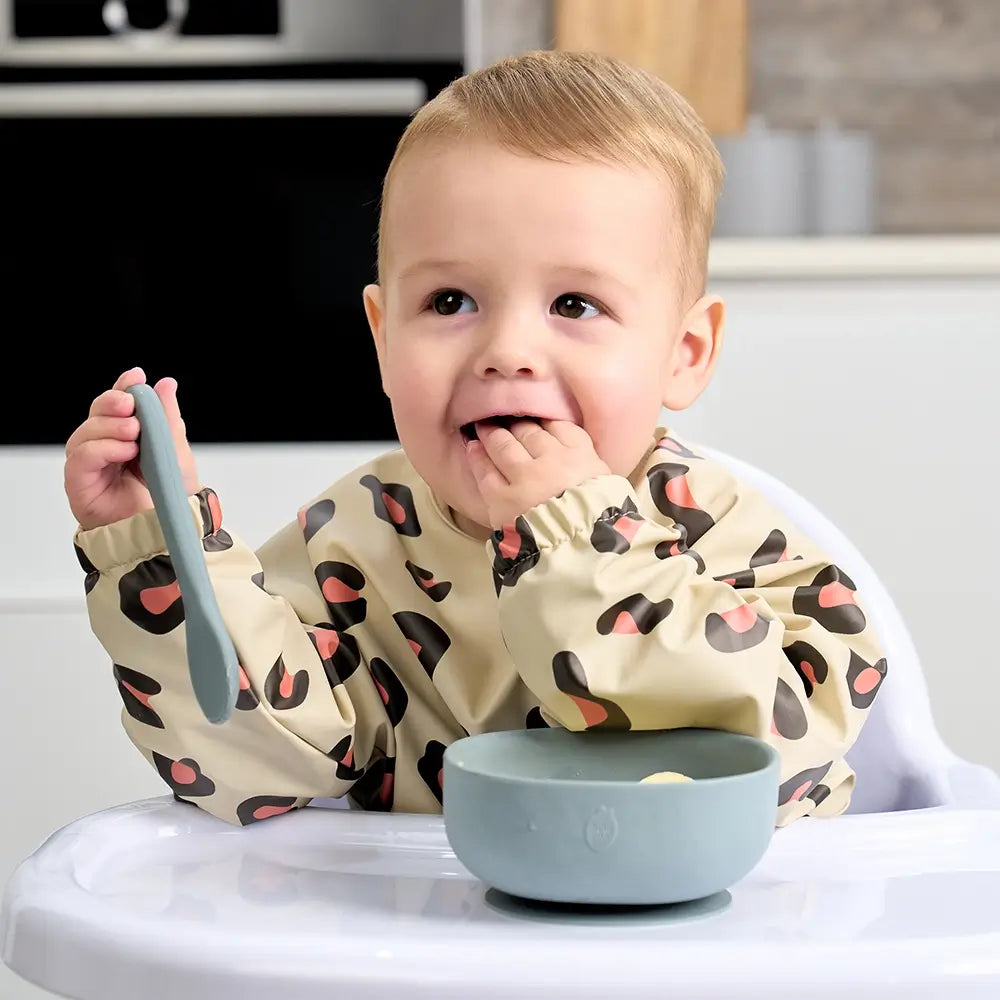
[65,414,141,455]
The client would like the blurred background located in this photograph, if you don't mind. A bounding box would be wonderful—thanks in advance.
[1,5,997,996]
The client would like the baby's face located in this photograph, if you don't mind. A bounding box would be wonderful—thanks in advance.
[367,139,705,535]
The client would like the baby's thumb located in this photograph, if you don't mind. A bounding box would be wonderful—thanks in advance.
[153,377,199,488]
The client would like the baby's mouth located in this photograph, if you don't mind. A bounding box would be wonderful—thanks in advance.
[460,415,542,442]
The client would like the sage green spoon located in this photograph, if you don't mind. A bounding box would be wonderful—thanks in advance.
[127,383,239,724]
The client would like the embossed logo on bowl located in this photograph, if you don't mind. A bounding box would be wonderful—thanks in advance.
[584,805,619,851]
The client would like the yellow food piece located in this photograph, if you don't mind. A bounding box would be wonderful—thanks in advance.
[640,770,693,784]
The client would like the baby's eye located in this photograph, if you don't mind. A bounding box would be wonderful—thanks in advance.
[552,293,600,320]
[430,289,477,316]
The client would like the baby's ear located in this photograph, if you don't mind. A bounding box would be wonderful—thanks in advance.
[661,294,726,411]
[362,284,390,396]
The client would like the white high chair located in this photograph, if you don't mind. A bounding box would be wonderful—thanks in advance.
[3,450,999,1000]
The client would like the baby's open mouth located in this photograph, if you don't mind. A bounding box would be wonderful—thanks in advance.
[460,415,542,442]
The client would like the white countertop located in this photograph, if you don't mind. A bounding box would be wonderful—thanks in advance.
[708,235,1000,279]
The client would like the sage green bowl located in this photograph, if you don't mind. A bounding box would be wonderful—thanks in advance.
[442,728,780,906]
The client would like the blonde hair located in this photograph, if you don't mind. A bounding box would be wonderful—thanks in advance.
[376,49,724,297]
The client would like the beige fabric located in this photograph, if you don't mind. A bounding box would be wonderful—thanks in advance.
[75,429,886,827]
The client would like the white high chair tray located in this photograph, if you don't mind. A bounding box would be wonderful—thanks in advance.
[3,797,999,1000]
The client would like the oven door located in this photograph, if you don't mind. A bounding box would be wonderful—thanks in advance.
[1,2,464,445]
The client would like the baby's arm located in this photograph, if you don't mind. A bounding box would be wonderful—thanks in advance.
[492,455,886,825]
[76,489,391,825]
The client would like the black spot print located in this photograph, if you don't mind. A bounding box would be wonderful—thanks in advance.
[645,463,715,546]
[75,543,100,595]
[315,561,367,630]
[251,571,266,590]
[299,499,336,543]
[369,657,409,727]
[654,525,707,573]
[197,489,233,553]
[327,734,364,781]
[552,651,631,730]
[119,556,184,634]
[784,641,829,697]
[714,567,756,588]
[792,566,867,635]
[846,649,887,709]
[417,740,447,804]
[705,604,770,652]
[596,594,673,635]
[349,756,395,811]
[360,475,421,536]
[526,706,550,729]
[491,517,540,592]
[236,795,298,826]
[750,529,790,567]
[264,654,309,710]
[590,498,644,554]
[309,625,361,686]
[113,663,164,728]
[393,611,451,679]
[152,752,216,797]
[772,677,808,740]
[404,561,452,602]
[779,762,832,806]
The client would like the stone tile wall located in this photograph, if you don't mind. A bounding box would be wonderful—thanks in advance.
[475,0,999,233]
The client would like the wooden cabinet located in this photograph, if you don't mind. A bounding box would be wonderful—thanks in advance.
[553,0,747,134]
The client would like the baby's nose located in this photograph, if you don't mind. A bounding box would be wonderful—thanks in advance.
[475,321,549,378]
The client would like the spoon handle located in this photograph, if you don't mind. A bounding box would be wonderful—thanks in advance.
[127,383,239,724]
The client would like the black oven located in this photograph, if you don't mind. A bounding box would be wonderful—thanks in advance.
[1,0,467,444]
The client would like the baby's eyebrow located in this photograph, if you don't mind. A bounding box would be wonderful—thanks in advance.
[397,259,467,282]
[547,264,636,296]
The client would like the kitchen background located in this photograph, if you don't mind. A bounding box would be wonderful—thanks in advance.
[2,3,998,997]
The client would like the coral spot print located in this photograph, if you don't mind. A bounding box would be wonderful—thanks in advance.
[392,611,451,679]
[349,756,395,811]
[360,475,421,536]
[705,603,770,653]
[654,434,702,459]
[264,654,309,710]
[237,795,298,826]
[491,517,540,592]
[75,543,100,595]
[646,463,715,546]
[196,488,233,553]
[113,663,164,728]
[404,561,452,602]
[417,740,447,804]
[299,498,336,543]
[552,651,631,730]
[119,555,184,635]
[792,566,866,635]
[715,567,755,588]
[526,706,550,729]
[309,625,361,686]
[152,752,216,797]
[328,734,364,781]
[846,649,887,709]
[315,561,367,630]
[235,665,259,710]
[596,594,673,636]
[772,677,808,740]
[590,498,644,554]
[784,641,829,697]
[369,656,409,727]
[779,762,833,807]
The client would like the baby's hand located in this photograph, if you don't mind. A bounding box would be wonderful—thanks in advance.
[467,419,611,529]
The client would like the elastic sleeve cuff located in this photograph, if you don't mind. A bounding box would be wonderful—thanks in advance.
[503,475,641,551]
[74,488,221,573]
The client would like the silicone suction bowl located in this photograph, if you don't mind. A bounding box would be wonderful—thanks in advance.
[442,728,780,906]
